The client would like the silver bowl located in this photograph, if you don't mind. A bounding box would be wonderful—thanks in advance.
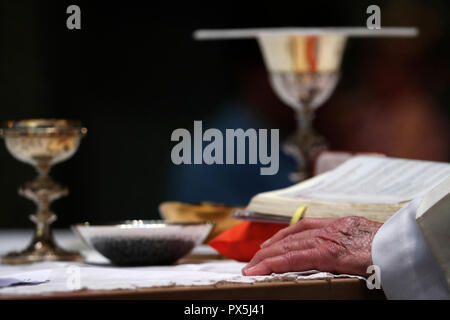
[72,220,214,266]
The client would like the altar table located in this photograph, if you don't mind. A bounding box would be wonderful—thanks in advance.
[0,230,385,300]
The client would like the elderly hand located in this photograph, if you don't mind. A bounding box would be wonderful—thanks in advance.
[242,216,382,277]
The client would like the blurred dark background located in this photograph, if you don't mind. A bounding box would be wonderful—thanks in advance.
[0,0,449,228]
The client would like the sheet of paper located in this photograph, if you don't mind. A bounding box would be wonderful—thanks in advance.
[0,269,51,289]
[280,156,450,204]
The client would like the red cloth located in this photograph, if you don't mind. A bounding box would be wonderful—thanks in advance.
[208,221,288,262]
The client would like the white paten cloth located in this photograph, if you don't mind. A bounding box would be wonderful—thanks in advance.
[0,230,364,295]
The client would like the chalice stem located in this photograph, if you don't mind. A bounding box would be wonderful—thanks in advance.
[293,105,327,180]
[37,161,50,178]
[30,198,55,245]
[25,164,59,254]
[296,106,314,177]
[32,160,57,226]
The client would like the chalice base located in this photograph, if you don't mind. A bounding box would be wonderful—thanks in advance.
[1,238,84,264]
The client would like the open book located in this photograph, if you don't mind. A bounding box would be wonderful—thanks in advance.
[234,156,450,223]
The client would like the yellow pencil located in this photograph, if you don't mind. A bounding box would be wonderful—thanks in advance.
[290,205,307,225]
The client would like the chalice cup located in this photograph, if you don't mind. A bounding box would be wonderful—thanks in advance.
[0,119,87,264]
[258,34,346,181]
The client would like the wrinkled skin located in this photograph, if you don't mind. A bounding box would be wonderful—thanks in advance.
[242,216,382,277]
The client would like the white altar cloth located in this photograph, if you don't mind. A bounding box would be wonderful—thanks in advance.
[0,230,363,295]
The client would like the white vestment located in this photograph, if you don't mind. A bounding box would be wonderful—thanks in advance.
[372,198,450,299]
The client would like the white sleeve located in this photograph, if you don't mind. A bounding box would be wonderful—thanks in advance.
[371,198,450,300]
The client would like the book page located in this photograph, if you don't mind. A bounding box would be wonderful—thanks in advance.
[279,156,450,204]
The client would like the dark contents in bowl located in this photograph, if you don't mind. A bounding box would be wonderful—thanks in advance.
[91,237,195,266]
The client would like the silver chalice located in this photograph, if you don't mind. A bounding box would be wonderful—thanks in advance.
[194,27,418,181]
[0,119,87,264]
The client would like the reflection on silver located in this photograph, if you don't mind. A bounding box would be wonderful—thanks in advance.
[0,119,87,264]
[73,221,214,266]
[257,34,347,180]
[269,72,340,112]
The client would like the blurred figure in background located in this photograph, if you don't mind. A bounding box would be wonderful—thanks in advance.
[316,0,449,161]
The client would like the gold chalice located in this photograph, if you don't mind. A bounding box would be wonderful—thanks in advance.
[0,119,87,264]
